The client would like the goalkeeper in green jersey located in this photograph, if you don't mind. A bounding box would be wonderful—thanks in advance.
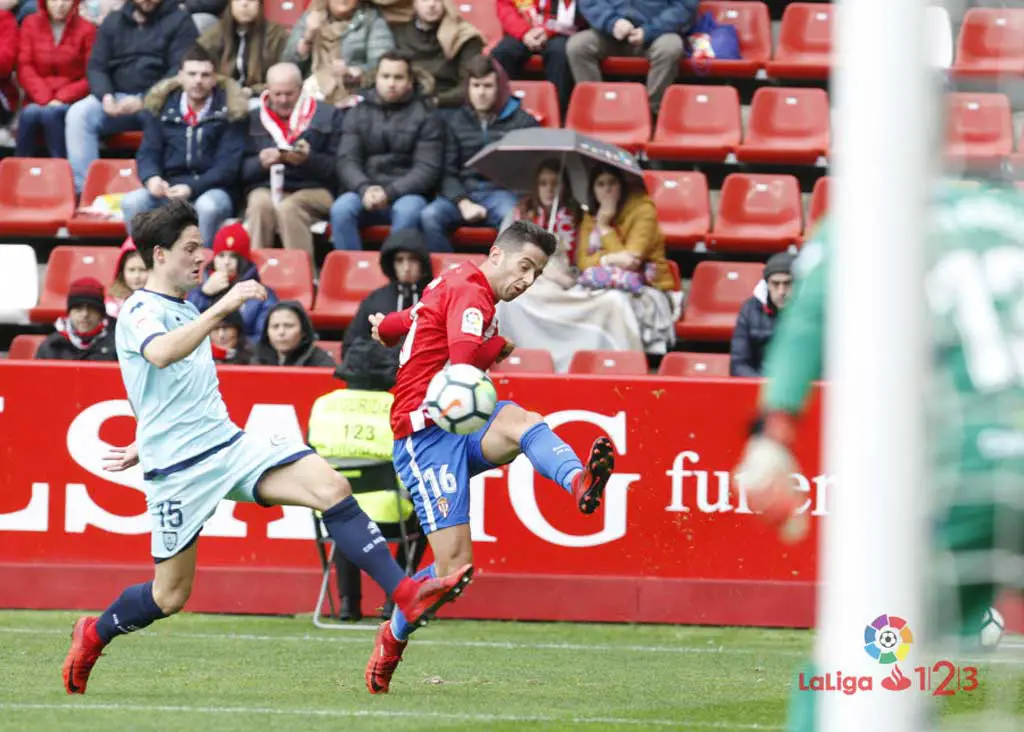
[737,182,1024,729]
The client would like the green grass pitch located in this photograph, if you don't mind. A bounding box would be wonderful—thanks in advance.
[0,611,1020,731]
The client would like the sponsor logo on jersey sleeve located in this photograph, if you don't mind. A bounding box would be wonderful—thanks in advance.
[461,308,484,337]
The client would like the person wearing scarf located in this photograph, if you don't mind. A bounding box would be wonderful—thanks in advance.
[284,0,393,108]
[730,252,795,378]
[210,309,255,364]
[35,278,118,361]
[198,0,289,105]
[391,0,484,109]
[240,62,341,256]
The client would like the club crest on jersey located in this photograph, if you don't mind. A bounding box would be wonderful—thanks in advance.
[461,308,484,337]
[163,531,178,552]
[437,497,450,518]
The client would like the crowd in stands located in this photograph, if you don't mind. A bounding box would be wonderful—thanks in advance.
[1,0,838,373]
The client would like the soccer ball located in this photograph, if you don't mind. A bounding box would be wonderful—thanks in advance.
[979,607,1005,650]
[424,364,498,435]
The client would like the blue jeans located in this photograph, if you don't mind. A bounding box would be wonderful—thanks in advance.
[420,189,519,253]
[65,93,144,191]
[121,187,234,247]
[329,192,427,250]
[15,103,70,158]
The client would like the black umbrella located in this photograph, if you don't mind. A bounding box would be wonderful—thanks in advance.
[465,128,645,214]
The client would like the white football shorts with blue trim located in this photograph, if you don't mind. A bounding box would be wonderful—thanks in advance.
[146,431,313,561]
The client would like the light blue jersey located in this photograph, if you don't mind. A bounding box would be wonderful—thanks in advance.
[115,289,240,480]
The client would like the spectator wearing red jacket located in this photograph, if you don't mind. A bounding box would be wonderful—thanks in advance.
[490,0,582,115]
[0,10,18,128]
[15,0,97,158]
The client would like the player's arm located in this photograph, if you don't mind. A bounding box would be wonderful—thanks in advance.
[735,232,828,544]
[143,281,266,368]
[373,308,414,347]
[445,291,508,370]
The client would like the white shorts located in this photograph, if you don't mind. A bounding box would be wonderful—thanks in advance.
[145,431,313,561]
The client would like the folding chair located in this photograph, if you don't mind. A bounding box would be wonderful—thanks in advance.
[311,457,423,629]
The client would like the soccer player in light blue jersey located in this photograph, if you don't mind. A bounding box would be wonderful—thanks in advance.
[62,200,472,695]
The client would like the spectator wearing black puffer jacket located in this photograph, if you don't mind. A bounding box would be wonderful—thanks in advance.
[66,0,199,192]
[329,50,444,251]
[254,301,337,367]
[419,55,538,253]
[730,252,794,377]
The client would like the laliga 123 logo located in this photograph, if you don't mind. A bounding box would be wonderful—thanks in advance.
[864,613,914,691]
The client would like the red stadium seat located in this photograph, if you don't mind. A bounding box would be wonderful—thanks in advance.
[645,84,741,162]
[264,0,309,27]
[766,3,833,80]
[431,252,487,274]
[806,175,829,235]
[456,0,502,48]
[677,261,763,341]
[453,227,498,248]
[7,334,46,360]
[954,8,1024,77]
[510,80,562,128]
[316,340,343,364]
[29,245,122,323]
[104,131,143,151]
[737,87,829,165]
[565,82,651,154]
[311,251,389,330]
[490,348,555,374]
[708,173,803,253]
[568,349,648,375]
[0,158,76,237]
[643,171,710,248]
[946,92,1013,166]
[67,160,142,238]
[250,249,314,311]
[665,259,682,292]
[658,352,731,378]
[684,1,771,76]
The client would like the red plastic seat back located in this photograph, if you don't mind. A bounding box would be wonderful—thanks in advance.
[8,334,46,360]
[490,348,556,374]
[251,249,314,311]
[565,82,651,152]
[510,80,562,128]
[658,352,731,378]
[567,349,648,375]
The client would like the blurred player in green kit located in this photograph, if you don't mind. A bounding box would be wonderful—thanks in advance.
[737,181,1024,730]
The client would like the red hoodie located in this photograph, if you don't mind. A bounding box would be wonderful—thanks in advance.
[18,0,96,106]
[496,0,583,41]
[0,11,17,114]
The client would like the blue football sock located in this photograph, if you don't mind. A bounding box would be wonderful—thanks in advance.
[520,422,583,494]
[94,581,166,644]
[390,564,437,641]
[322,496,406,596]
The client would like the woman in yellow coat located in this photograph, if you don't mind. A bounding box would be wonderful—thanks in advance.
[574,164,680,355]
[576,164,675,293]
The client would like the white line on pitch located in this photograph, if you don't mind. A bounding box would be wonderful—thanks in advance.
[0,626,800,656]
[0,702,784,730]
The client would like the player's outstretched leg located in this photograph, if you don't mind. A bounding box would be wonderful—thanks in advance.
[483,403,615,514]
[63,541,197,694]
[257,455,473,626]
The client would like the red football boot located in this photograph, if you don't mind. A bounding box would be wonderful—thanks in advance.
[365,621,408,694]
[396,563,473,627]
[62,617,105,695]
[571,436,615,514]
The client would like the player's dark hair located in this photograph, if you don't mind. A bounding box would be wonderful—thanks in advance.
[132,200,200,269]
[181,43,215,68]
[495,219,558,257]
